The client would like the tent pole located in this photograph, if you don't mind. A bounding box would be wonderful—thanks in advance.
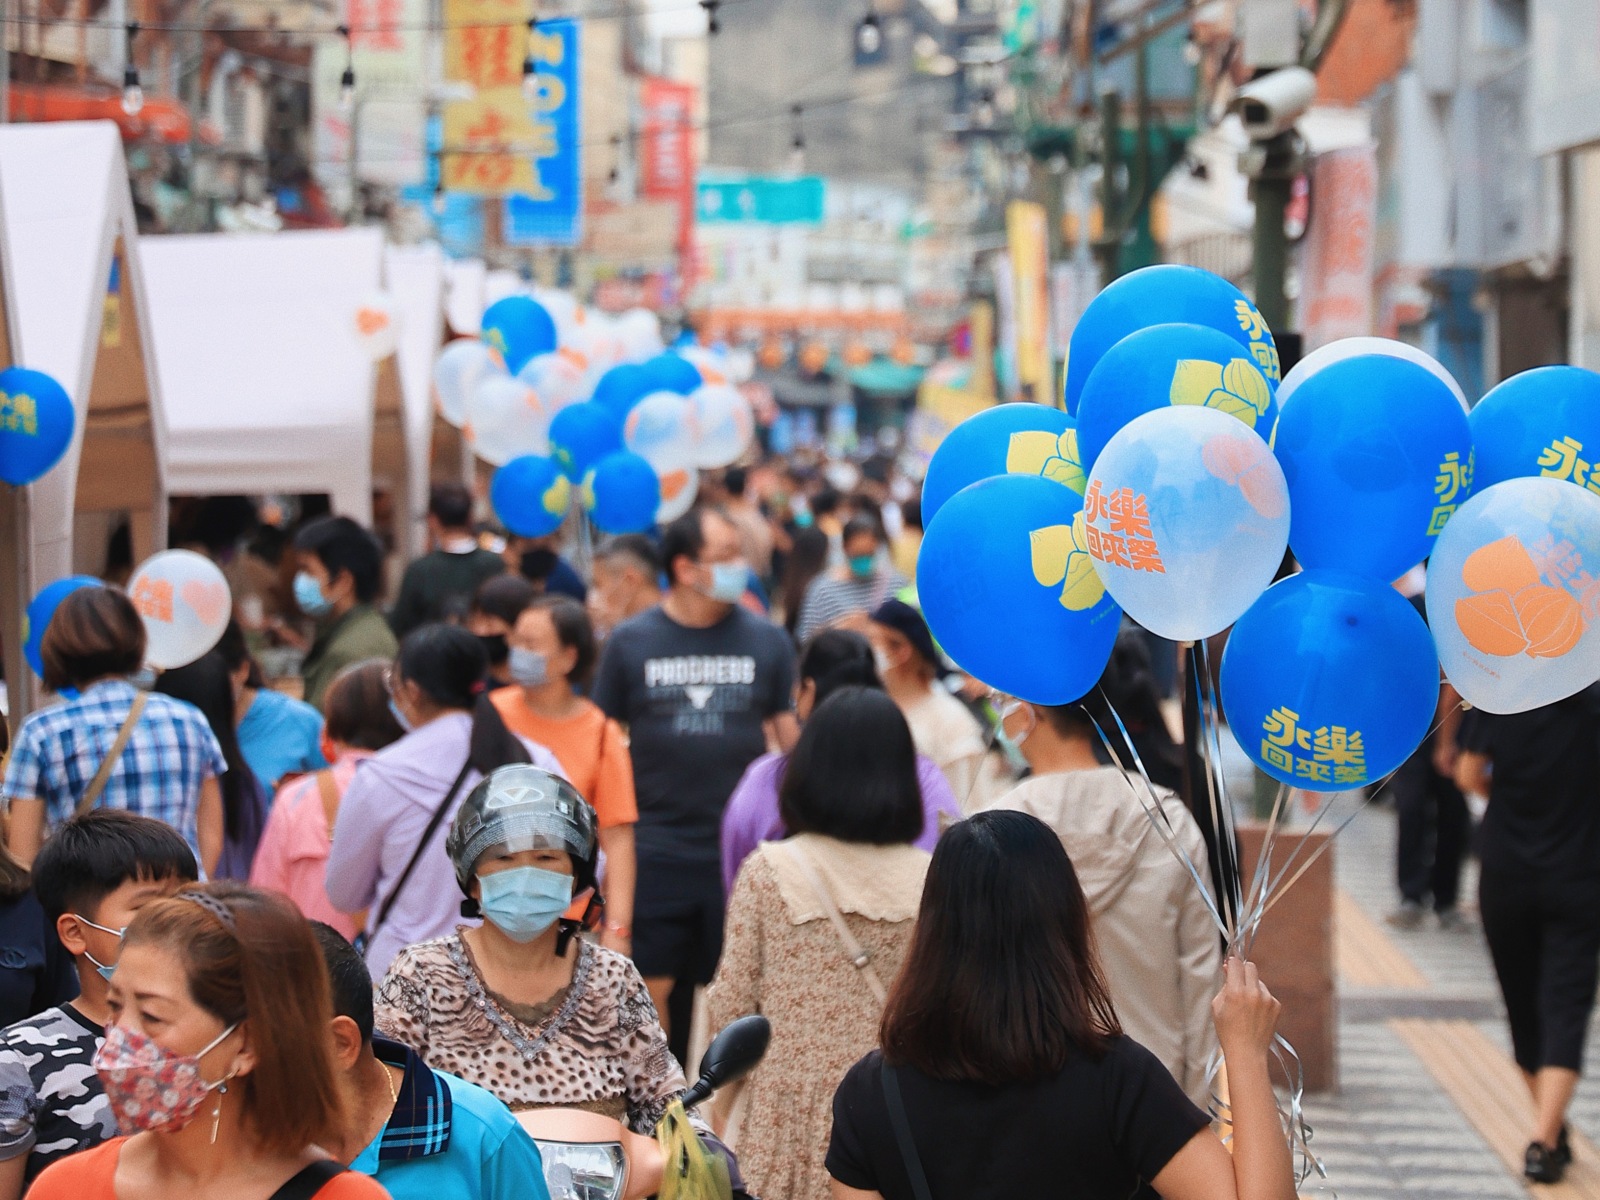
[0,483,35,736]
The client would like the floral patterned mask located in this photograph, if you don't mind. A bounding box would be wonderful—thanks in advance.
[93,1020,238,1134]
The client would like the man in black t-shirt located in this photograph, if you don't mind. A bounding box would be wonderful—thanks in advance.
[592,506,797,1051]
[388,483,508,638]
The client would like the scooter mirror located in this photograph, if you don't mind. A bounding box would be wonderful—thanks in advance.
[682,1015,771,1108]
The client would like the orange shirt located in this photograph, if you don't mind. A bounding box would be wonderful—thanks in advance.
[489,689,638,828]
[28,1139,389,1200]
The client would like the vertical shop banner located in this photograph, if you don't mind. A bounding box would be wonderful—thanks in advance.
[443,0,536,195]
[639,77,697,286]
[1007,200,1053,403]
[502,18,582,245]
[313,0,428,187]
[1298,144,1378,350]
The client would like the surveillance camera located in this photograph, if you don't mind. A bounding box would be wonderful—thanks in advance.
[1228,66,1316,140]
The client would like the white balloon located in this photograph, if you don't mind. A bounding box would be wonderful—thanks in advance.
[625,391,695,464]
[678,343,731,386]
[433,339,505,428]
[531,288,582,345]
[468,375,552,466]
[689,384,755,468]
[128,550,232,670]
[616,308,665,363]
[517,351,590,416]
[1278,337,1469,413]
[656,454,700,522]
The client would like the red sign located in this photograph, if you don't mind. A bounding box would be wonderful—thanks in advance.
[639,77,696,201]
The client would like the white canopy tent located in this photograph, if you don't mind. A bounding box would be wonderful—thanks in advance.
[141,228,391,525]
[444,258,486,336]
[0,121,166,726]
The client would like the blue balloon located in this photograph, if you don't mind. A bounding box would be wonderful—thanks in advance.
[481,296,557,375]
[1077,323,1279,473]
[24,575,101,676]
[922,403,1083,523]
[1470,366,1600,494]
[918,473,1122,704]
[549,402,623,481]
[593,363,654,420]
[586,452,661,534]
[490,455,571,537]
[1064,265,1278,415]
[0,367,75,486]
[1221,569,1439,792]
[1274,355,1473,582]
[638,353,703,396]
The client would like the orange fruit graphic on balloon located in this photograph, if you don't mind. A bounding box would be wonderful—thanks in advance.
[1456,536,1584,659]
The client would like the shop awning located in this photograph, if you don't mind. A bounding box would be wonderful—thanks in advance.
[850,358,925,397]
[8,83,208,146]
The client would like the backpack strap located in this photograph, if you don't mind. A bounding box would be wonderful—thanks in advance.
[881,1060,934,1200]
[266,1159,344,1200]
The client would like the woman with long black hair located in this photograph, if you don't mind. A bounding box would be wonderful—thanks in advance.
[325,623,563,975]
[827,810,1293,1200]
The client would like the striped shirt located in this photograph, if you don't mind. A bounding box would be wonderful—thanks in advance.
[794,567,907,645]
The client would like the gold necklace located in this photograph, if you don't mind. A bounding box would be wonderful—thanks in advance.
[383,1062,399,1110]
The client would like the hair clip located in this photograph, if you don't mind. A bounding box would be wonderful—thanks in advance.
[179,890,238,932]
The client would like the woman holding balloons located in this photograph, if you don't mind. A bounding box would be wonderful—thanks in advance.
[2,587,227,875]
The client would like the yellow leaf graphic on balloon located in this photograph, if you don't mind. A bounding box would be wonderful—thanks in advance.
[1042,429,1086,495]
[1028,513,1104,612]
[543,475,572,517]
[1059,512,1105,611]
[1007,430,1061,475]
[1170,359,1271,430]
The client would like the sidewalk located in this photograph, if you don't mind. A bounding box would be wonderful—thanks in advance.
[1300,802,1600,1198]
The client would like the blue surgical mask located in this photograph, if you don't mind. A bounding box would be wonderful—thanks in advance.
[294,571,333,618]
[127,667,156,691]
[73,914,124,982]
[702,561,748,605]
[388,698,414,733]
[849,554,876,580]
[508,646,549,688]
[477,865,573,942]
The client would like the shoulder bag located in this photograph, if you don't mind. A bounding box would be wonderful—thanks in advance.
[75,692,148,816]
[266,1160,345,1200]
[778,840,888,1006]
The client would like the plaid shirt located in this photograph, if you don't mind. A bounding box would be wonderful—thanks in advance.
[1,680,225,859]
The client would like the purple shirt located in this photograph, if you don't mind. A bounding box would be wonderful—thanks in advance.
[325,712,563,977]
[720,750,961,894]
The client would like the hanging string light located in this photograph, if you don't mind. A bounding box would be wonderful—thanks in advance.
[855,5,882,56]
[700,0,721,35]
[120,22,143,116]
[521,15,542,99]
[338,24,356,113]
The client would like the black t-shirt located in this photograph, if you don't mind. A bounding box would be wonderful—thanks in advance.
[591,605,795,867]
[1460,687,1600,879]
[827,1042,1210,1200]
[0,890,77,1030]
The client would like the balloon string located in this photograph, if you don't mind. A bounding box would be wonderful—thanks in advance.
[1194,640,1244,947]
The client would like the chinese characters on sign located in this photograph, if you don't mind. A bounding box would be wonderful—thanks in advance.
[1234,299,1282,382]
[1430,450,1474,536]
[312,0,427,188]
[1260,706,1368,785]
[1082,479,1166,573]
[443,0,538,195]
[501,19,583,245]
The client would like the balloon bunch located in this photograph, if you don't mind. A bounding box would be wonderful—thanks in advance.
[432,291,757,537]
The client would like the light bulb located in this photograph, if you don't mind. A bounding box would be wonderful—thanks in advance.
[431,187,447,216]
[856,16,882,55]
[1182,37,1202,65]
[522,60,540,100]
[975,100,995,128]
[339,67,356,113]
[121,65,143,116]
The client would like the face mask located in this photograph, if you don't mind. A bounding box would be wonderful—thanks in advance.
[94,1021,238,1134]
[873,647,897,677]
[73,914,123,982]
[508,646,549,688]
[388,698,414,733]
[127,668,157,691]
[477,633,510,667]
[477,865,573,942]
[700,561,748,605]
[293,571,333,618]
[849,554,876,580]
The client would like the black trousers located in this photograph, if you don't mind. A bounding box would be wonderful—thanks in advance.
[1393,754,1469,911]
[1480,868,1600,1074]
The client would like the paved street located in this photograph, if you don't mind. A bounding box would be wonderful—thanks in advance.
[1299,801,1600,1199]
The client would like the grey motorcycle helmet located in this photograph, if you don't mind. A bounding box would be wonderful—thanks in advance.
[446,765,601,947]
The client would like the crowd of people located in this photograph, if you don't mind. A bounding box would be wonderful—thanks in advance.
[0,460,1314,1200]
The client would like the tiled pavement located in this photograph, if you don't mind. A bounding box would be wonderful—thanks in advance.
[1295,800,1600,1198]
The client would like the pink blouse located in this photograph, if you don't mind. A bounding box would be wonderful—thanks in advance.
[249,751,371,939]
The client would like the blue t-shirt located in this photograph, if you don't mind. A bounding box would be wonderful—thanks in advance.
[350,1041,550,1200]
[237,688,326,791]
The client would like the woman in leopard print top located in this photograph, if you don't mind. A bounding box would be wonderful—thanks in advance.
[375,927,684,1133]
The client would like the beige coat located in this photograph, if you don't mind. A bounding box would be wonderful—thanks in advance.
[988,767,1221,1105]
